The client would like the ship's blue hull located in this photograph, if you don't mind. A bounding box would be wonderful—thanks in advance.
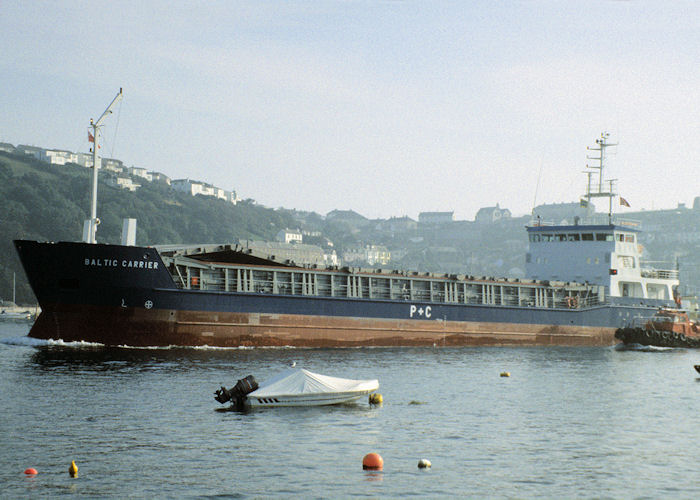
[14,240,672,347]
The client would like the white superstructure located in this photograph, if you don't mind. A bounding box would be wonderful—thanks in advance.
[526,133,679,300]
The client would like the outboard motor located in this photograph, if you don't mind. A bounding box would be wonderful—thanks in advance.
[214,375,258,409]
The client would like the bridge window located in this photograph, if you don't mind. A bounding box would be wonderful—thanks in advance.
[596,233,613,241]
[567,234,580,241]
[581,233,594,241]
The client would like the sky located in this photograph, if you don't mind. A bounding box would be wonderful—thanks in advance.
[2,1,700,220]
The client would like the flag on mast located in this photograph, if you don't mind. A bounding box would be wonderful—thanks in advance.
[620,197,631,208]
[88,131,100,148]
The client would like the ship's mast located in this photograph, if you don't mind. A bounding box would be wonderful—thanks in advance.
[585,132,617,223]
[84,88,123,244]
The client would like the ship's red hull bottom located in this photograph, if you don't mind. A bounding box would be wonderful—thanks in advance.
[28,303,618,347]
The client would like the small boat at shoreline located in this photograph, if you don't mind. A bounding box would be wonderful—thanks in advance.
[0,310,33,321]
[615,308,700,348]
[215,368,379,408]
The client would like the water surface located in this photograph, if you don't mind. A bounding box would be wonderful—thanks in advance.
[2,322,699,498]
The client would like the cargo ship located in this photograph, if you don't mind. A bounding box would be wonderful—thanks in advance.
[14,130,680,347]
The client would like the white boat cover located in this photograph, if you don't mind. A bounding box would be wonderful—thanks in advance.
[249,368,378,398]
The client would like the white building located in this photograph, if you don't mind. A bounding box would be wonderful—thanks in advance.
[276,229,303,244]
[342,245,391,266]
[74,152,94,168]
[107,176,141,191]
[149,171,171,185]
[419,211,454,225]
[324,250,340,267]
[225,189,239,205]
[172,178,237,203]
[103,158,125,173]
[41,149,77,165]
[130,166,152,182]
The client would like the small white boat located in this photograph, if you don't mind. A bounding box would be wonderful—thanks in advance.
[0,310,32,321]
[248,368,379,407]
[214,368,379,408]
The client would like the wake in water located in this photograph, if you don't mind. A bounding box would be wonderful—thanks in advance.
[614,342,675,352]
[0,336,104,348]
[0,335,296,350]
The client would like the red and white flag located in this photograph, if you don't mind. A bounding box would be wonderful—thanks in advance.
[88,131,100,148]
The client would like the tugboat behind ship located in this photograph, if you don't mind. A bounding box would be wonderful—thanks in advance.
[615,308,700,348]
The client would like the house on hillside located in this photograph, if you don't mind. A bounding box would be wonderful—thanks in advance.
[172,178,223,200]
[475,204,511,223]
[149,171,171,185]
[0,143,17,154]
[418,212,454,225]
[326,210,370,228]
[225,190,239,205]
[74,152,93,168]
[16,145,43,159]
[41,149,78,165]
[342,244,391,266]
[107,176,141,191]
[276,228,303,244]
[129,166,152,181]
[375,216,417,232]
[103,158,125,173]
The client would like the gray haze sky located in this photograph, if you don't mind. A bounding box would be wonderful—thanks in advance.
[2,1,699,220]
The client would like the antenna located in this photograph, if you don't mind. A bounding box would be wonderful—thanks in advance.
[531,157,544,214]
[84,88,123,244]
[583,132,617,219]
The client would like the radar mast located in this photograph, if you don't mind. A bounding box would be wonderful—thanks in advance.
[584,132,617,223]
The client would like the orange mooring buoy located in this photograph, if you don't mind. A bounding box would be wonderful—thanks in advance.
[24,468,38,475]
[362,452,384,470]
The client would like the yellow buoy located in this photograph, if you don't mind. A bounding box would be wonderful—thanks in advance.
[369,393,383,405]
[500,372,510,377]
[69,460,78,478]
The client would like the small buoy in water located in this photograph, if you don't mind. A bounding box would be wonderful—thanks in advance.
[362,453,383,470]
[24,468,37,475]
[418,458,432,469]
[369,393,383,405]
[69,460,78,478]
[500,371,510,377]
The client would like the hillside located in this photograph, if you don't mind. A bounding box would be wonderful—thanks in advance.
[0,152,298,303]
